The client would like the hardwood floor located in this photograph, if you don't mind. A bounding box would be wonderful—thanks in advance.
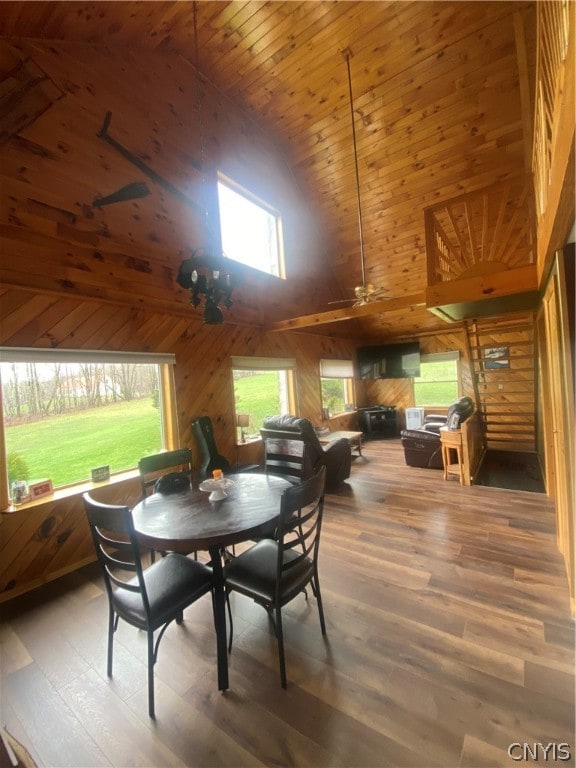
[1,439,574,767]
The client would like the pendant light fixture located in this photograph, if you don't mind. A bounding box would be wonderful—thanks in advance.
[176,2,234,324]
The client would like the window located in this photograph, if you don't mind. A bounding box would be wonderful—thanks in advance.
[414,353,459,406]
[1,349,176,497]
[217,175,284,277]
[231,356,296,439]
[319,359,355,418]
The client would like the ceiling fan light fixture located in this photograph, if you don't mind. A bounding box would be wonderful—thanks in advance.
[336,48,389,307]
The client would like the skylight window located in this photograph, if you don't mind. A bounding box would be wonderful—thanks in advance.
[217,176,284,278]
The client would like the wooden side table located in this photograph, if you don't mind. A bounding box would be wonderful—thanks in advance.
[440,427,464,484]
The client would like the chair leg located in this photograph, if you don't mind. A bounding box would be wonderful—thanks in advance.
[313,572,326,635]
[147,630,156,719]
[275,606,287,689]
[107,607,115,677]
[226,589,234,653]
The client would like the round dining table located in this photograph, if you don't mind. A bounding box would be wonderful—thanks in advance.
[132,472,292,691]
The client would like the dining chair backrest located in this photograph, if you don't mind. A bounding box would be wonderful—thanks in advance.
[264,437,310,484]
[276,464,326,581]
[82,491,215,718]
[138,448,193,498]
[83,493,150,613]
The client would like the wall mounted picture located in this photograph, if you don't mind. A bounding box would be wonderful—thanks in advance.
[483,346,509,370]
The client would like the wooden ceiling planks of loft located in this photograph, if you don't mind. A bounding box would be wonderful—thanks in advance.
[0,1,536,342]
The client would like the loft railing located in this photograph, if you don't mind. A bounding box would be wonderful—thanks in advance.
[424,176,535,286]
[533,0,571,219]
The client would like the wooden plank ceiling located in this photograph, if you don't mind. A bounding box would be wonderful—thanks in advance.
[0,1,535,341]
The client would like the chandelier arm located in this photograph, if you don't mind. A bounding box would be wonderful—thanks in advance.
[344,50,366,290]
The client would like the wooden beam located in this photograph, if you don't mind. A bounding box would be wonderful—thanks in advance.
[267,292,426,332]
[427,265,538,307]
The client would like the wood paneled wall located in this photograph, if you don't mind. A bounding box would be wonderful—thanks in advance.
[366,329,474,429]
[467,313,537,452]
[0,27,572,609]
[0,286,361,603]
[533,1,575,276]
[0,38,360,602]
[0,40,343,325]
[537,248,575,614]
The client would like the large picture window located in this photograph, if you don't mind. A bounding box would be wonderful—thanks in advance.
[413,353,459,406]
[1,349,176,497]
[218,175,284,278]
[231,356,296,439]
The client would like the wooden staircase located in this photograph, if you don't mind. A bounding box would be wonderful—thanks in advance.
[423,177,540,453]
[464,314,537,452]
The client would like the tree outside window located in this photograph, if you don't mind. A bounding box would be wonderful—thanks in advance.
[1,351,173,496]
[319,359,355,418]
[231,357,296,439]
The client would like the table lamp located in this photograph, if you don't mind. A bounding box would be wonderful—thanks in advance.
[236,413,250,442]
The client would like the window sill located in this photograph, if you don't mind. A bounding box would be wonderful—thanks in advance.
[236,436,262,446]
[3,469,140,514]
[326,411,357,420]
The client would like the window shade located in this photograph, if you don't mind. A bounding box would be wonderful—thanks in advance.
[231,356,296,371]
[319,359,354,378]
[0,348,176,365]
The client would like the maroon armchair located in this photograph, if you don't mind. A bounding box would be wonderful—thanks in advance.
[260,414,351,491]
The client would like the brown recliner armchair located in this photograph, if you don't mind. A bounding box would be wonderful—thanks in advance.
[260,414,352,491]
[401,397,475,469]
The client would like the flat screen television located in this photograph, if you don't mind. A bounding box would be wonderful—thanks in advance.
[357,342,421,379]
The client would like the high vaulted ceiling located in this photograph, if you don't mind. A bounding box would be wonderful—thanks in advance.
[0,1,535,339]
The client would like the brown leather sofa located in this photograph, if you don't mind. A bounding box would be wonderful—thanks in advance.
[260,414,352,491]
[400,397,475,469]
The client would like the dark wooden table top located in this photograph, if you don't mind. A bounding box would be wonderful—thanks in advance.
[132,472,292,553]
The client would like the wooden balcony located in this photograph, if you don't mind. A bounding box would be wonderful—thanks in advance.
[424,175,539,323]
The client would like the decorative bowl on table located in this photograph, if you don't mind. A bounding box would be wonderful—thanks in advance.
[199,478,235,501]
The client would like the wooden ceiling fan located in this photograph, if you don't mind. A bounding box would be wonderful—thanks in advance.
[330,48,390,308]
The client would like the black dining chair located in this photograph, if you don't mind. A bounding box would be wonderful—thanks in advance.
[83,492,214,719]
[263,437,310,485]
[250,437,310,542]
[224,466,327,688]
[138,447,193,498]
[138,448,194,562]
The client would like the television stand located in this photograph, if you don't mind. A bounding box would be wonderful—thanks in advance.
[358,406,397,439]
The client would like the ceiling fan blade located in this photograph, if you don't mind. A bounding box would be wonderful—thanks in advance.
[366,288,390,301]
[328,298,356,305]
